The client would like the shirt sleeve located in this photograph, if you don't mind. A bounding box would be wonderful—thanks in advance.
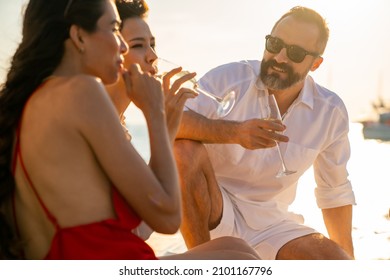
[313,102,356,209]
[185,64,231,119]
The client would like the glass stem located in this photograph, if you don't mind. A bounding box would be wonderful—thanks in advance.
[195,87,222,103]
[275,142,288,172]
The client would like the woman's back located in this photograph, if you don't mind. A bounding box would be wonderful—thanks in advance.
[12,76,156,259]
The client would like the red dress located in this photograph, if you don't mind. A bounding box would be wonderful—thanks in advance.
[12,102,158,260]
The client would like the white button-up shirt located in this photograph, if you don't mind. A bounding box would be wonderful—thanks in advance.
[185,60,356,230]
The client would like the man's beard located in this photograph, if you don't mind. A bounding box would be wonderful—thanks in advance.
[260,59,308,90]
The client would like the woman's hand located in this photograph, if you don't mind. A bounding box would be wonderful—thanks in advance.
[161,67,198,143]
[122,64,164,120]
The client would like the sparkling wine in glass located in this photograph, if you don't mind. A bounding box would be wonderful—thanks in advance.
[153,58,236,118]
[261,94,297,178]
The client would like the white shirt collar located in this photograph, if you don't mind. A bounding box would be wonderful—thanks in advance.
[254,72,315,111]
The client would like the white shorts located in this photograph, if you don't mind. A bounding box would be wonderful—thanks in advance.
[210,187,318,260]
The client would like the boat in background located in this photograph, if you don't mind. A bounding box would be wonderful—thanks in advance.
[360,98,390,141]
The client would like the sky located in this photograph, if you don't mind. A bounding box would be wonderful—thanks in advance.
[1,0,390,121]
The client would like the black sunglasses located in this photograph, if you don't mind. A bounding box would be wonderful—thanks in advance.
[265,35,320,63]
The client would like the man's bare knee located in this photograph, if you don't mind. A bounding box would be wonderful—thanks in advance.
[276,233,353,260]
[174,139,205,158]
[174,139,209,171]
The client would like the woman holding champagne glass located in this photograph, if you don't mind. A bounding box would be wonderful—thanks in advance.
[107,0,198,143]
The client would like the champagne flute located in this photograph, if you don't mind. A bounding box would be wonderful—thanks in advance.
[261,94,297,178]
[153,58,236,118]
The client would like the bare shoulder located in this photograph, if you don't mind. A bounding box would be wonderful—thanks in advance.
[62,74,106,98]
[55,75,112,110]
[43,74,116,127]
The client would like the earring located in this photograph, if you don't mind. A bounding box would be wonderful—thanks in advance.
[79,47,85,54]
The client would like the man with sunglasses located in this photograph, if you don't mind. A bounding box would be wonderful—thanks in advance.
[174,6,355,259]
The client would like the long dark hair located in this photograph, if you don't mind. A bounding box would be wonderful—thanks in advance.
[0,0,107,259]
